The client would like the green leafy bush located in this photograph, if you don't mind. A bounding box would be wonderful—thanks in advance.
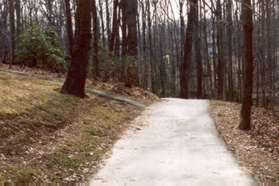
[16,23,66,72]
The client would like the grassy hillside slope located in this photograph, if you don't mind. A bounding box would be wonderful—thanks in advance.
[0,71,143,183]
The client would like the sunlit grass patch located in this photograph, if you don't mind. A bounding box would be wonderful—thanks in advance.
[0,71,141,183]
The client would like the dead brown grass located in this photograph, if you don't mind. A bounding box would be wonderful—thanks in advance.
[0,70,142,183]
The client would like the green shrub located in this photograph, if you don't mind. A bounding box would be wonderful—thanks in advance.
[16,23,66,72]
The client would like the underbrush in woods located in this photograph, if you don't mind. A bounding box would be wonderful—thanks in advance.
[90,48,139,85]
[15,23,66,72]
[0,71,142,183]
[210,101,279,184]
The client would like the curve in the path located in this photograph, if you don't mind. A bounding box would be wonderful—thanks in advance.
[87,89,145,108]
[90,98,256,186]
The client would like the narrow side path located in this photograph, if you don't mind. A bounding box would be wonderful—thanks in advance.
[90,98,255,186]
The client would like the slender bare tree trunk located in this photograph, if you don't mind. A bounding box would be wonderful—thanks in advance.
[109,0,119,54]
[64,0,74,57]
[226,0,234,100]
[195,2,203,98]
[216,0,224,99]
[105,0,111,45]
[180,0,197,98]
[239,0,253,130]
[15,0,21,36]
[9,0,15,69]
[92,0,100,77]
[98,0,106,47]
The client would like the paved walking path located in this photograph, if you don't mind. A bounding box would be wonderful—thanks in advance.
[90,99,255,186]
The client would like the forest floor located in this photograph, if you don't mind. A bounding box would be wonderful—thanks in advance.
[210,101,279,184]
[0,65,158,183]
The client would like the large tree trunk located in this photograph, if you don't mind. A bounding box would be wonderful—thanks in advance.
[122,0,138,87]
[239,0,253,130]
[126,0,138,56]
[61,0,92,98]
[226,0,234,100]
[180,0,197,98]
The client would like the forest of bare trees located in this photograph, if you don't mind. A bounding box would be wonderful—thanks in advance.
[0,0,279,183]
[0,0,278,129]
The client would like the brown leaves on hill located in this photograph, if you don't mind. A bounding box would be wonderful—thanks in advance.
[210,101,279,184]
[250,108,279,155]
[91,81,159,105]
